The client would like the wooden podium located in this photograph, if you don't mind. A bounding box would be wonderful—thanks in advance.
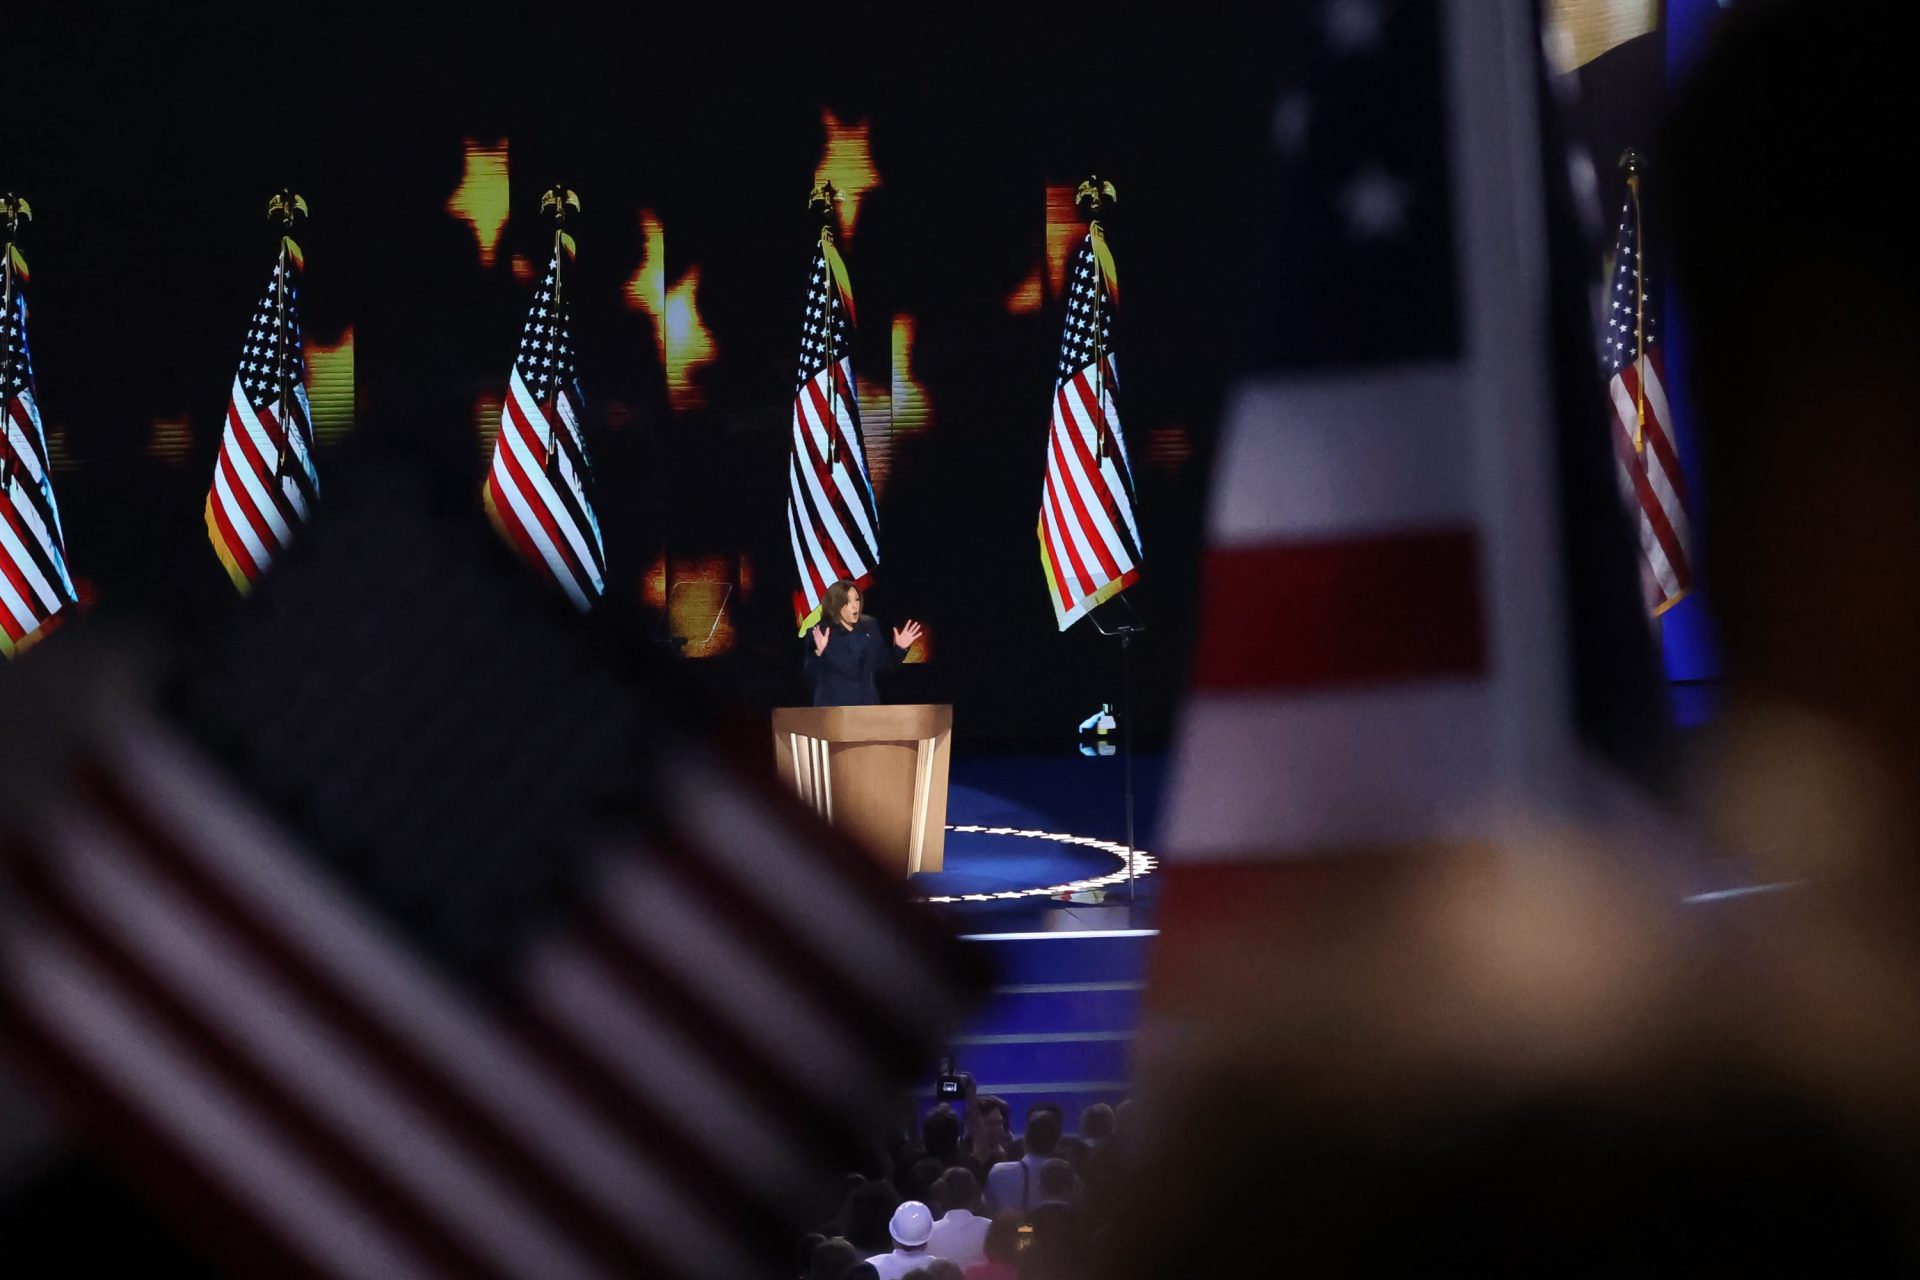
[772,704,953,875]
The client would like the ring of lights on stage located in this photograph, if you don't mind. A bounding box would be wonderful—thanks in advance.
[915,824,1157,904]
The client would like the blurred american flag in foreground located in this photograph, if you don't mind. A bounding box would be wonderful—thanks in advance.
[1153,0,1665,1008]
[0,468,979,1278]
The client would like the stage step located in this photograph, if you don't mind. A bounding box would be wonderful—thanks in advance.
[957,930,1154,987]
[958,983,1145,1037]
[919,929,1156,1133]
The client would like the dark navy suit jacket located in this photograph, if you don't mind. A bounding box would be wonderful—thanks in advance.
[804,616,906,706]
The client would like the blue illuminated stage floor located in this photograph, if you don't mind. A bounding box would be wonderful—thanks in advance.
[911,750,1168,932]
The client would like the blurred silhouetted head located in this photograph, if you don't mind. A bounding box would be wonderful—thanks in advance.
[983,1212,1023,1264]
[1037,1157,1074,1203]
[1023,1108,1062,1158]
[938,1166,981,1216]
[923,1103,963,1163]
[841,1179,900,1257]
[905,1156,945,1209]
[810,1236,859,1280]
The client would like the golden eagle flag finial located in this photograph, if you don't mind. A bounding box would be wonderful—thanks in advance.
[1,192,32,230]
[1076,175,1120,306]
[1,193,30,284]
[810,180,855,327]
[1075,175,1118,216]
[541,185,580,260]
[266,190,309,270]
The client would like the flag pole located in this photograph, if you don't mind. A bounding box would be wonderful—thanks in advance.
[1076,176,1117,461]
[1077,175,1142,909]
[809,181,841,469]
[1622,150,1647,454]
[265,191,308,481]
[0,193,29,492]
[539,184,580,474]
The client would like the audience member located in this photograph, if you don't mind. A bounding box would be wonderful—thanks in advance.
[1078,1104,1114,1148]
[1022,1201,1082,1280]
[1054,1135,1088,1181]
[799,1231,826,1274]
[1025,1161,1084,1277]
[969,1094,1014,1168]
[923,1104,965,1168]
[963,1213,1023,1280]
[810,1236,860,1280]
[867,1200,944,1280]
[1035,1159,1073,1208]
[926,1168,991,1268]
[904,1155,946,1209]
[985,1108,1061,1213]
[923,1261,965,1280]
[841,1179,900,1259]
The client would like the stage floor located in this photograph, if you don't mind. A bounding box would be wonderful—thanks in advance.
[910,750,1167,933]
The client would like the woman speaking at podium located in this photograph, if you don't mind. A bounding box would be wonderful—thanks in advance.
[806,579,923,706]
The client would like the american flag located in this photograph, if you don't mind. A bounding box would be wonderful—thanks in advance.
[1154,0,1663,993]
[1038,226,1142,631]
[0,236,79,658]
[204,244,321,594]
[483,246,607,612]
[1603,176,1691,616]
[786,229,879,632]
[0,479,978,1279]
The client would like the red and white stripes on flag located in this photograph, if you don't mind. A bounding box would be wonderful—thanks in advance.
[204,244,321,594]
[0,711,972,1280]
[1609,352,1689,615]
[1165,369,1493,868]
[1038,228,1141,630]
[1602,180,1691,616]
[484,248,607,612]
[787,230,879,632]
[1,250,79,659]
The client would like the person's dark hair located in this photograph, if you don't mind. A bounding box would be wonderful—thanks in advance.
[983,1212,1023,1264]
[809,1236,860,1280]
[923,1261,965,1280]
[841,1266,879,1280]
[1080,1103,1115,1142]
[905,1155,945,1209]
[840,1179,900,1257]
[923,1104,963,1164]
[899,1270,931,1280]
[937,1166,981,1216]
[1038,1157,1074,1203]
[1023,1108,1062,1158]
[822,579,861,630]
[976,1094,1012,1151]
[1025,1201,1080,1278]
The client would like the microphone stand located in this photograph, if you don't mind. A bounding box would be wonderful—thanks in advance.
[1091,600,1145,908]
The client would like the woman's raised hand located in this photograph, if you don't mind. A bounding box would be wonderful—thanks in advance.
[892,620,924,651]
[812,625,830,656]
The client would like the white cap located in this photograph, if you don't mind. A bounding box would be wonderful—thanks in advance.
[889,1200,934,1248]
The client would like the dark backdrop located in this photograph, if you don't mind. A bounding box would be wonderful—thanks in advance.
[9,4,1295,748]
